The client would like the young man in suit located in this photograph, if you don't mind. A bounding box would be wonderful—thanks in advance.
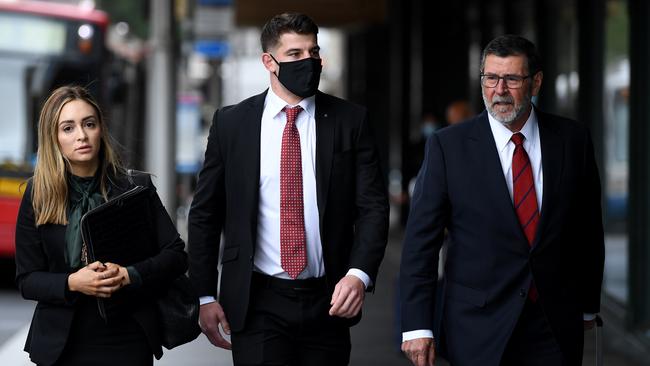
[399,35,605,366]
[188,12,389,366]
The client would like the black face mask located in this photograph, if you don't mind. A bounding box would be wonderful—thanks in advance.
[270,55,322,98]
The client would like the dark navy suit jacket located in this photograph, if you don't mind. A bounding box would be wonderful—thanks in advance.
[400,110,605,366]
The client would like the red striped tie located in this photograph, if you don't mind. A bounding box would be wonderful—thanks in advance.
[511,133,539,302]
[280,106,307,279]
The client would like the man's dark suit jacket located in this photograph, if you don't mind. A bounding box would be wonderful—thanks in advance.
[188,90,389,332]
[400,110,605,366]
[15,172,187,366]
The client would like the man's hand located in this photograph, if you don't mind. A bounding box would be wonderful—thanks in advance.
[199,301,232,349]
[584,319,596,331]
[402,338,436,366]
[329,275,365,318]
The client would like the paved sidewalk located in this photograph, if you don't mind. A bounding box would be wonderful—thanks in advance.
[0,325,31,366]
[156,334,232,365]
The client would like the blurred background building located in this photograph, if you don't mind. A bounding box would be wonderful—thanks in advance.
[0,0,649,364]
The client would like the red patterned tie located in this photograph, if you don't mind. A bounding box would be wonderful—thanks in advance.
[280,106,307,279]
[511,133,539,302]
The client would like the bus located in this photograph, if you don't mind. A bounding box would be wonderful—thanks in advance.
[0,0,110,258]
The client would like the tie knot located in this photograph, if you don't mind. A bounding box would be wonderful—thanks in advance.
[511,133,525,146]
[284,105,303,124]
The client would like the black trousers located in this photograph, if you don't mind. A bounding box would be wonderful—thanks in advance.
[500,299,566,366]
[231,273,351,366]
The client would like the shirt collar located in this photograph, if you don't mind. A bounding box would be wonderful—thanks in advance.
[265,87,316,120]
[487,107,538,152]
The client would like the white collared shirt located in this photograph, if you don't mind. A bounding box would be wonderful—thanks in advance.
[487,109,543,209]
[255,87,324,279]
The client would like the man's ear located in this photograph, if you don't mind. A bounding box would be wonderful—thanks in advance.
[262,53,277,73]
[532,71,543,96]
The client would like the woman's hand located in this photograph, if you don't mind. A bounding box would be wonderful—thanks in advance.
[104,262,131,287]
[67,261,122,297]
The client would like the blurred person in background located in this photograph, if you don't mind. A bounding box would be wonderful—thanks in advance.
[400,35,604,366]
[188,12,389,366]
[405,112,441,199]
[15,85,187,366]
[445,99,474,126]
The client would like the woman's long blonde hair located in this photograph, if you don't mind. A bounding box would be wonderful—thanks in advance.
[32,85,124,226]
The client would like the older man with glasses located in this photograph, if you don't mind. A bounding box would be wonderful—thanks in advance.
[399,34,605,366]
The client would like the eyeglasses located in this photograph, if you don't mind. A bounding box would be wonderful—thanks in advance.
[480,74,531,89]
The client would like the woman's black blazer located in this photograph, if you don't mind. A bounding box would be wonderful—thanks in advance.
[15,171,187,365]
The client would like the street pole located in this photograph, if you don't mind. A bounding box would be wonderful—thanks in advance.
[146,0,176,217]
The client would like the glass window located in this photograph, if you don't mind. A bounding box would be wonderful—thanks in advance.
[0,58,29,164]
[0,13,66,56]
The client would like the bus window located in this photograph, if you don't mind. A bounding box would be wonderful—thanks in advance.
[0,58,29,164]
[0,13,66,56]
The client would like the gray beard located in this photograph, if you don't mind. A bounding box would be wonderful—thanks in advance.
[482,89,531,126]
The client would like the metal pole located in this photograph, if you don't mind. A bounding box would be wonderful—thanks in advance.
[146,0,176,216]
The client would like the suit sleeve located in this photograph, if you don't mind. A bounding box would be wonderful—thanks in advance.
[15,183,72,305]
[188,109,226,298]
[400,134,449,332]
[348,111,390,290]
[579,131,605,314]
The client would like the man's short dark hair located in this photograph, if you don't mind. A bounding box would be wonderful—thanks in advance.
[480,35,542,75]
[260,12,319,52]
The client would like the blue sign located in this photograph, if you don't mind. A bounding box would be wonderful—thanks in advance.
[194,40,230,59]
[176,95,202,174]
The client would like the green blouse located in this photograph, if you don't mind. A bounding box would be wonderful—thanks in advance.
[64,174,104,269]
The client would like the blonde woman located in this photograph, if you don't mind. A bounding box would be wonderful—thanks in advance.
[15,85,187,366]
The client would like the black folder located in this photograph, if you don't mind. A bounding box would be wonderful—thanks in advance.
[80,185,155,321]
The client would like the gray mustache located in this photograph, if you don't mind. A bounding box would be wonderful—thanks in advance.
[492,95,514,104]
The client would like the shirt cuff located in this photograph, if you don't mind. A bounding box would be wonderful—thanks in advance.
[126,266,142,288]
[583,313,597,321]
[199,296,217,306]
[402,330,434,342]
[346,268,372,289]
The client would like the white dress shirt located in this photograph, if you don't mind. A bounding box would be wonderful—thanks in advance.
[255,88,324,279]
[488,109,543,209]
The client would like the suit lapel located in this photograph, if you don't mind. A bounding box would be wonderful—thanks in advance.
[470,111,530,253]
[470,112,529,253]
[532,112,564,251]
[314,92,334,221]
[241,92,265,234]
